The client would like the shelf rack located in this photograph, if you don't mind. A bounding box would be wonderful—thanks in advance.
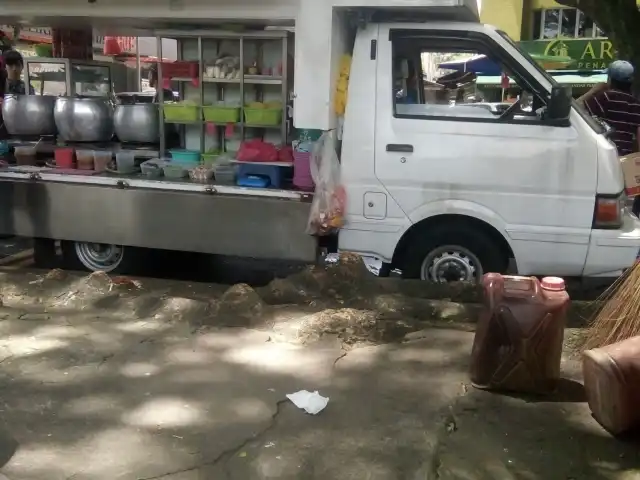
[155,29,291,159]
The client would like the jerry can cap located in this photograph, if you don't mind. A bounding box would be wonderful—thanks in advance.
[541,276,566,291]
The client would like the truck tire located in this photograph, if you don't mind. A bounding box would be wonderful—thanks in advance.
[61,241,137,274]
[401,225,507,282]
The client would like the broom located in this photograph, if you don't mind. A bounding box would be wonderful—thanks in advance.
[583,262,640,350]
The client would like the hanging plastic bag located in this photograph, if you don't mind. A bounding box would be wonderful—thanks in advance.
[306,131,346,236]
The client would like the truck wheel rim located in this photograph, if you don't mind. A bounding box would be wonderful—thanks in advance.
[420,246,482,283]
[74,242,124,272]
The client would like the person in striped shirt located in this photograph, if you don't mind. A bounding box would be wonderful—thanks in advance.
[578,60,640,156]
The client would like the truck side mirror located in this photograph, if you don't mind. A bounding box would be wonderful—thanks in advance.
[546,86,571,123]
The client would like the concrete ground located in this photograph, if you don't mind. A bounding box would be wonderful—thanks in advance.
[0,264,636,479]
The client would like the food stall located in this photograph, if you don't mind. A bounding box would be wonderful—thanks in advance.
[0,23,313,272]
[476,71,607,101]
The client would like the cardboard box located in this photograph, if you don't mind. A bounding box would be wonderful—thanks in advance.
[620,153,640,196]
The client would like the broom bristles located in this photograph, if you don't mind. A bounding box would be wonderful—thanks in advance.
[583,262,640,350]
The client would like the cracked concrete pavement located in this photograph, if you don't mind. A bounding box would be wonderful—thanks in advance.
[0,265,637,479]
[0,303,473,480]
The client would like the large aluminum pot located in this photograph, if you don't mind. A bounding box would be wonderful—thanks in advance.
[113,103,159,143]
[2,94,57,136]
[54,96,114,142]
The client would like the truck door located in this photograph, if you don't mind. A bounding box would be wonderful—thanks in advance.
[373,27,597,276]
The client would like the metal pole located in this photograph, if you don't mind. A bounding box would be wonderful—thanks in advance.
[198,36,204,155]
[157,35,165,157]
[135,37,141,91]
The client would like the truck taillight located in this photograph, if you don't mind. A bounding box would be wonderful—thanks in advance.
[593,193,625,229]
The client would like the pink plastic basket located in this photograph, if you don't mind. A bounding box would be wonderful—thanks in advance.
[293,151,314,191]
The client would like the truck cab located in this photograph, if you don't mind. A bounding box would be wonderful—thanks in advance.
[336,20,637,281]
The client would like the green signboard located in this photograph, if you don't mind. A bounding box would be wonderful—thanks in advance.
[519,39,617,71]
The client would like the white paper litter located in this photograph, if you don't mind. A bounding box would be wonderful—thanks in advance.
[286,390,329,415]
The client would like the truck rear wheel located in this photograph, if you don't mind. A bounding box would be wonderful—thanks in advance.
[401,226,507,282]
[61,241,135,274]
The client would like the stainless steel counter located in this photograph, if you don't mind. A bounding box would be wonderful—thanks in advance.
[0,172,317,262]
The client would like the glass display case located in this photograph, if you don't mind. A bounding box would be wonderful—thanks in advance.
[23,58,134,96]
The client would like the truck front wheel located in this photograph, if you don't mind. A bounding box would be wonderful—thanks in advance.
[61,241,135,274]
[401,226,507,282]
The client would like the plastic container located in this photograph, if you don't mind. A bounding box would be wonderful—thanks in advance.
[163,104,200,123]
[54,147,75,169]
[189,165,214,183]
[0,141,9,156]
[163,163,188,179]
[293,150,314,191]
[141,159,166,178]
[244,107,282,126]
[583,336,640,435]
[93,151,113,172]
[113,151,134,173]
[213,163,236,184]
[237,174,270,188]
[160,61,198,79]
[201,153,220,167]
[76,149,95,170]
[170,149,200,164]
[14,146,37,166]
[203,105,240,123]
[469,274,569,394]
[237,162,288,189]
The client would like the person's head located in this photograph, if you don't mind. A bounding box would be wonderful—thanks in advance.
[608,60,634,93]
[3,50,24,81]
[148,64,159,89]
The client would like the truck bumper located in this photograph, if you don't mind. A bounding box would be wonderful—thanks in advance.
[583,210,640,277]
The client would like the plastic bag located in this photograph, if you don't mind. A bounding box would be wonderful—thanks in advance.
[278,145,294,163]
[306,132,346,236]
[237,140,278,162]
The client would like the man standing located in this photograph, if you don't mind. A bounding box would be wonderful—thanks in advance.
[3,50,35,95]
[578,60,640,156]
[579,60,640,214]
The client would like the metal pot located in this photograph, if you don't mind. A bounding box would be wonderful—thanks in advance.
[2,94,57,136]
[113,103,159,143]
[54,96,114,142]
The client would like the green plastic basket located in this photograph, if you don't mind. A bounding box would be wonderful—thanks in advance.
[244,108,282,126]
[203,106,240,123]
[201,153,220,166]
[163,104,200,123]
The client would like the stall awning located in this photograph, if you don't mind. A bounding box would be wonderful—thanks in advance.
[438,54,500,75]
[476,73,607,88]
[439,53,575,75]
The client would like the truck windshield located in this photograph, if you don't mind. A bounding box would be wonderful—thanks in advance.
[496,30,557,87]
[496,30,604,134]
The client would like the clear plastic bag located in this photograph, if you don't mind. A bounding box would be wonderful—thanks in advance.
[306,131,346,236]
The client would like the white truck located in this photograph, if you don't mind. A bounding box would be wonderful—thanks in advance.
[0,0,637,282]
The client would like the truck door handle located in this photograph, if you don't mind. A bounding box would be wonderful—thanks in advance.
[386,144,413,153]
